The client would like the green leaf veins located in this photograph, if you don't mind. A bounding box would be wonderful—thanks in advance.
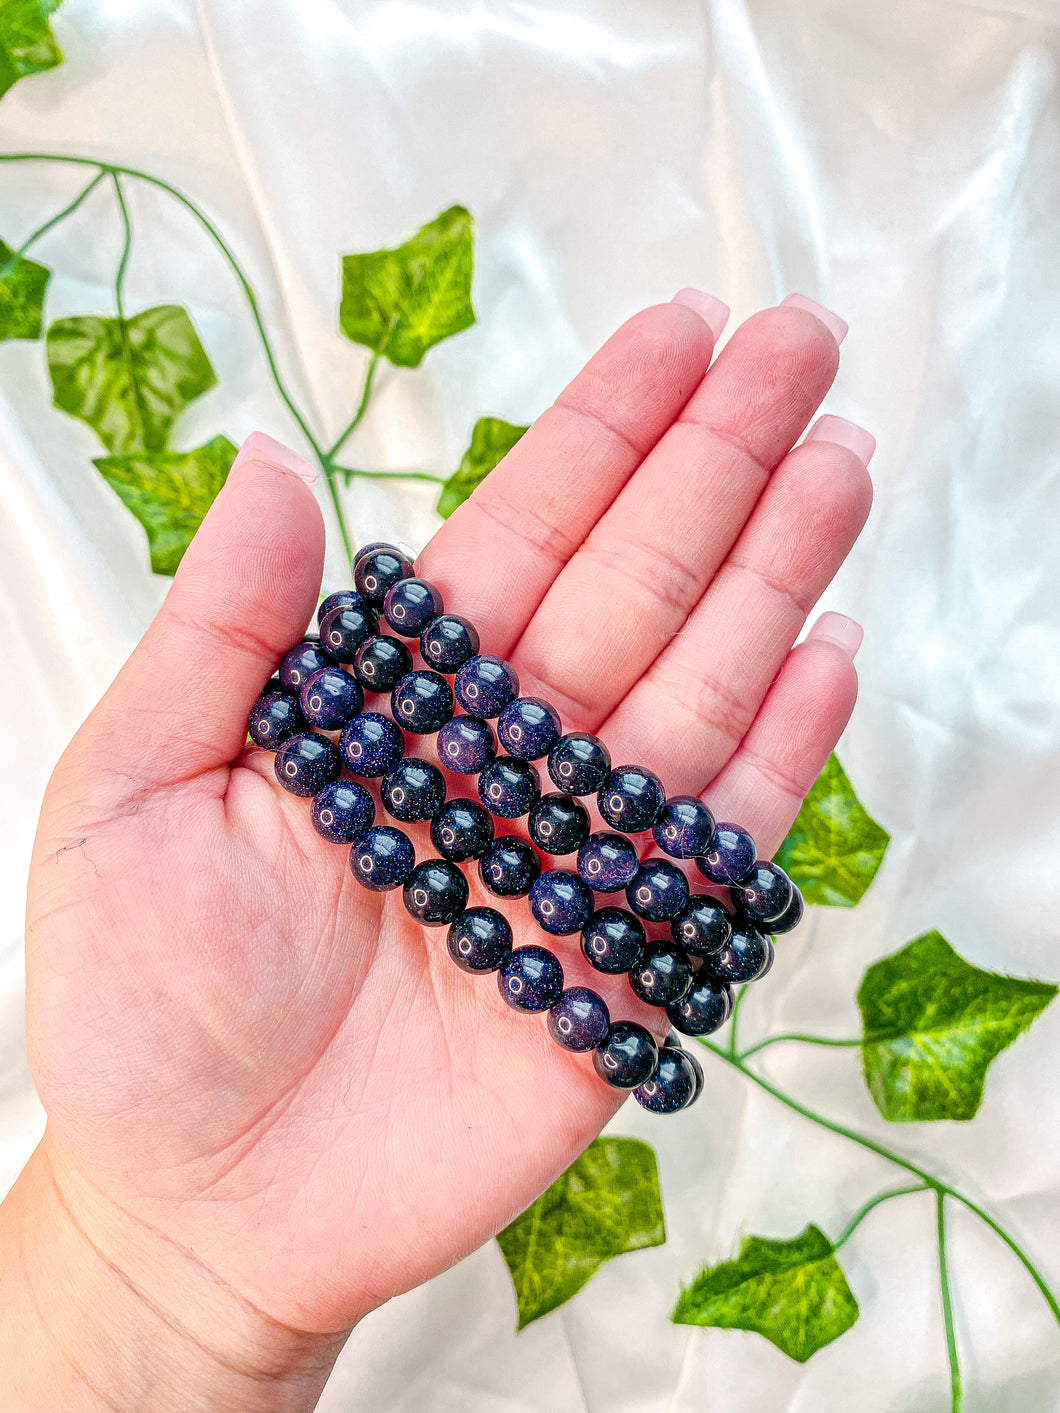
[438,415,528,518]
[0,237,48,338]
[774,751,889,907]
[0,0,63,101]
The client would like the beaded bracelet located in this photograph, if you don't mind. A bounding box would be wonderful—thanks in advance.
[247,543,804,1116]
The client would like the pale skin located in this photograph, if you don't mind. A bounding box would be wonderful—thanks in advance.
[1,295,873,1411]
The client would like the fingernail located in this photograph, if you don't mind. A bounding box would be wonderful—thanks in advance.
[805,414,875,466]
[231,431,317,488]
[780,293,848,345]
[671,288,730,340]
[808,611,863,659]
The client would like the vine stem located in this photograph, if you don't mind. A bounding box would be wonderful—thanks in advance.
[332,465,446,486]
[1,170,105,274]
[738,1032,864,1062]
[111,172,132,325]
[833,1183,930,1250]
[326,350,380,459]
[937,1190,963,1413]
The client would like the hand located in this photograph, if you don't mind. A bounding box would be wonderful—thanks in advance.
[6,295,872,1410]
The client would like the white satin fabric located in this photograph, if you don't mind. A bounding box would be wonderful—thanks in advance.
[1,2,1058,1409]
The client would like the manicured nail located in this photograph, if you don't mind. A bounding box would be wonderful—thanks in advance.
[232,431,317,487]
[780,293,848,345]
[808,611,863,659]
[805,414,875,466]
[671,288,730,340]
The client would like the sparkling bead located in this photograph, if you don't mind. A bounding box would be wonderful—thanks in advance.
[349,825,415,891]
[352,635,413,693]
[576,832,640,892]
[383,577,443,637]
[279,639,330,691]
[765,885,804,935]
[598,765,665,834]
[298,666,363,730]
[580,907,646,974]
[479,836,541,898]
[248,690,304,749]
[402,859,469,926]
[339,711,404,777]
[592,1021,659,1089]
[666,977,734,1036]
[528,870,595,935]
[420,614,480,672]
[625,860,690,922]
[547,987,610,1052]
[704,927,774,984]
[274,732,340,797]
[355,546,413,607]
[478,757,540,818]
[391,669,454,734]
[498,945,564,1013]
[310,780,374,844]
[634,1047,697,1113]
[381,758,446,822]
[353,540,401,567]
[317,589,364,626]
[684,1046,705,1100]
[694,823,756,885]
[670,896,733,957]
[547,732,611,796]
[319,604,376,663]
[652,795,716,859]
[497,697,562,761]
[733,861,793,926]
[454,654,519,718]
[430,799,494,862]
[447,908,513,973]
[436,715,496,774]
[528,794,591,856]
[628,944,694,1007]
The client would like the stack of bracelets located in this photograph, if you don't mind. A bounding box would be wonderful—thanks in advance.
[247,543,804,1116]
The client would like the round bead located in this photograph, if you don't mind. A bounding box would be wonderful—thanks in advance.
[652,796,716,859]
[598,766,665,834]
[319,604,376,663]
[447,908,513,973]
[420,614,480,672]
[248,690,304,749]
[317,589,364,626]
[353,540,401,567]
[547,732,611,796]
[402,859,469,926]
[391,670,454,734]
[478,757,540,818]
[381,758,446,822]
[349,825,415,891]
[310,779,375,844]
[684,1046,705,1101]
[670,896,733,957]
[625,860,690,922]
[628,944,694,1007]
[479,836,541,898]
[498,945,564,1013]
[666,977,734,1036]
[274,732,340,797]
[354,546,413,607]
[497,697,562,761]
[454,655,520,718]
[576,832,640,892]
[592,1021,659,1089]
[298,666,363,730]
[436,715,496,775]
[695,823,756,885]
[528,794,591,856]
[339,711,404,777]
[580,907,646,974]
[704,927,774,984]
[430,799,494,862]
[764,884,804,935]
[634,1048,697,1114]
[528,870,595,936]
[279,639,330,691]
[383,577,443,637]
[733,861,793,926]
[352,635,413,693]
[547,987,610,1052]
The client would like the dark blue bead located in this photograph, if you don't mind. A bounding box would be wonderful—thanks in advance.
[694,823,757,885]
[354,546,413,607]
[383,577,443,637]
[391,669,454,734]
[580,907,646,974]
[634,1048,697,1113]
[420,614,480,672]
[430,799,494,862]
[338,711,404,777]
[310,780,374,844]
[454,655,519,718]
[625,860,690,922]
[666,977,734,1036]
[478,757,540,818]
[248,690,304,749]
[278,639,330,691]
[528,794,591,856]
[547,732,611,796]
[497,697,562,761]
[576,832,640,892]
[447,908,513,973]
[734,861,793,926]
[628,944,694,1007]
[349,825,415,891]
[598,766,665,834]
[498,945,564,1012]
[436,715,496,774]
[317,589,365,627]
[479,836,541,898]
[381,758,446,822]
[704,927,774,984]
[273,732,340,797]
[528,870,595,935]
[402,858,469,926]
[684,1045,705,1101]
[319,604,376,663]
[652,795,716,859]
[592,1021,659,1089]
[299,666,363,729]
[547,987,610,1052]
[352,635,413,692]
[670,896,733,957]
[764,884,804,935]
[353,540,401,566]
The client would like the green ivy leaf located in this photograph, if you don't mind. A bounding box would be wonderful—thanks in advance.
[773,752,889,907]
[0,0,63,101]
[340,205,475,368]
[858,930,1057,1123]
[47,304,217,455]
[437,415,528,518]
[93,435,235,575]
[672,1224,858,1362]
[0,238,49,338]
[496,1137,665,1330]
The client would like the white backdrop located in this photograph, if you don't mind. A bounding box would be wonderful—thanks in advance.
[1,2,1059,1410]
